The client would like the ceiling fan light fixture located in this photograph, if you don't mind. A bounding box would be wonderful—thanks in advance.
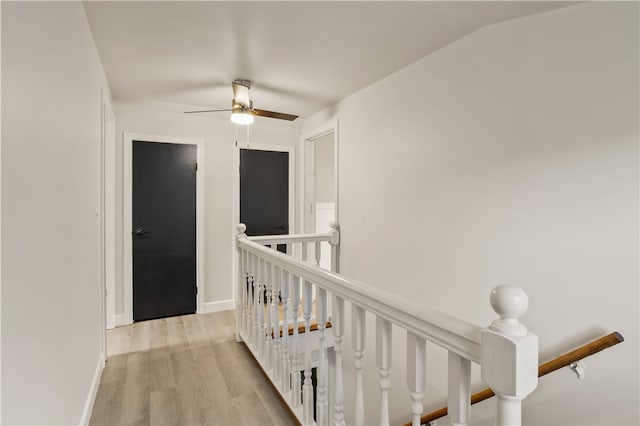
[230,106,254,125]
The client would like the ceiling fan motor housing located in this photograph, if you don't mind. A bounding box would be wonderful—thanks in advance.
[232,79,252,108]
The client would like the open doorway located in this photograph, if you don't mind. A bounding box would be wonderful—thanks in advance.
[302,124,338,270]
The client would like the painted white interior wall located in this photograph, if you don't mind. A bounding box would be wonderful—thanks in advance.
[314,133,335,203]
[113,104,299,317]
[1,2,111,424]
[303,2,639,425]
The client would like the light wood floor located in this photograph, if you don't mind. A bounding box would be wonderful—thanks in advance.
[90,310,297,426]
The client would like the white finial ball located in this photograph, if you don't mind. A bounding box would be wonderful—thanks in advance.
[237,223,247,234]
[329,220,339,230]
[490,285,529,320]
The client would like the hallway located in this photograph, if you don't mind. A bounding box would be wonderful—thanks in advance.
[90,311,296,425]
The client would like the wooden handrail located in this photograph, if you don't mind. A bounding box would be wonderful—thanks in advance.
[404,331,624,426]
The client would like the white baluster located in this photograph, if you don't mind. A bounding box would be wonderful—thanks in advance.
[407,333,426,426]
[376,317,392,426]
[259,259,267,360]
[265,262,272,372]
[332,295,345,426]
[244,249,251,336]
[291,274,302,408]
[448,352,471,426]
[272,264,281,383]
[265,262,273,371]
[247,253,253,337]
[302,279,313,424]
[315,241,321,266]
[253,256,261,351]
[249,254,259,350]
[281,269,291,394]
[316,288,328,425]
[236,225,247,342]
[244,250,252,338]
[352,305,366,426]
[481,285,538,426]
[241,248,247,336]
[329,221,340,273]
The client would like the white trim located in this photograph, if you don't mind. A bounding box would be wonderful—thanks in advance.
[123,132,206,325]
[102,92,116,330]
[204,299,235,313]
[316,202,335,210]
[78,353,105,426]
[115,313,127,327]
[299,120,339,235]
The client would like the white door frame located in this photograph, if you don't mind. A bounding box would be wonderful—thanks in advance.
[299,120,339,234]
[232,141,295,304]
[123,132,205,325]
[102,91,116,330]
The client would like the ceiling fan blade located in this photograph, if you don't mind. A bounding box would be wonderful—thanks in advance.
[252,108,298,121]
[184,109,231,114]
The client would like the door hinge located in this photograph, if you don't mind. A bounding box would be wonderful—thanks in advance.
[195,286,198,295]
[195,162,198,171]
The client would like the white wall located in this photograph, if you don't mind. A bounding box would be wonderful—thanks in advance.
[114,104,299,315]
[314,132,335,203]
[304,2,638,425]
[1,2,111,424]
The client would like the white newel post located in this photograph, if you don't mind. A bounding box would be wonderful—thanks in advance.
[481,285,538,426]
[236,224,247,342]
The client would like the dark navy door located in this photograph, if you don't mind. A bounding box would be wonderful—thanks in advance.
[133,141,197,321]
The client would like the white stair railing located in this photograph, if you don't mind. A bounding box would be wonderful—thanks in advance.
[235,223,538,426]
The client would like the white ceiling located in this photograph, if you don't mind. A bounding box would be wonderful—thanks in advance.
[84,1,577,124]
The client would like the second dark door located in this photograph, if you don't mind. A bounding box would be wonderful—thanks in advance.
[133,141,197,322]
[240,149,289,240]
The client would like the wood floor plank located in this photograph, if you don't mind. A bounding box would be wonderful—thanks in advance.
[91,311,296,426]
[149,388,179,425]
[120,351,151,425]
[234,391,270,426]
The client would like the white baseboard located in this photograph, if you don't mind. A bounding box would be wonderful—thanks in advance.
[115,313,128,327]
[79,353,105,426]
[203,299,234,313]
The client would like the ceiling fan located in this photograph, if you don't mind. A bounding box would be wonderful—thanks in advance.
[184,79,298,124]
